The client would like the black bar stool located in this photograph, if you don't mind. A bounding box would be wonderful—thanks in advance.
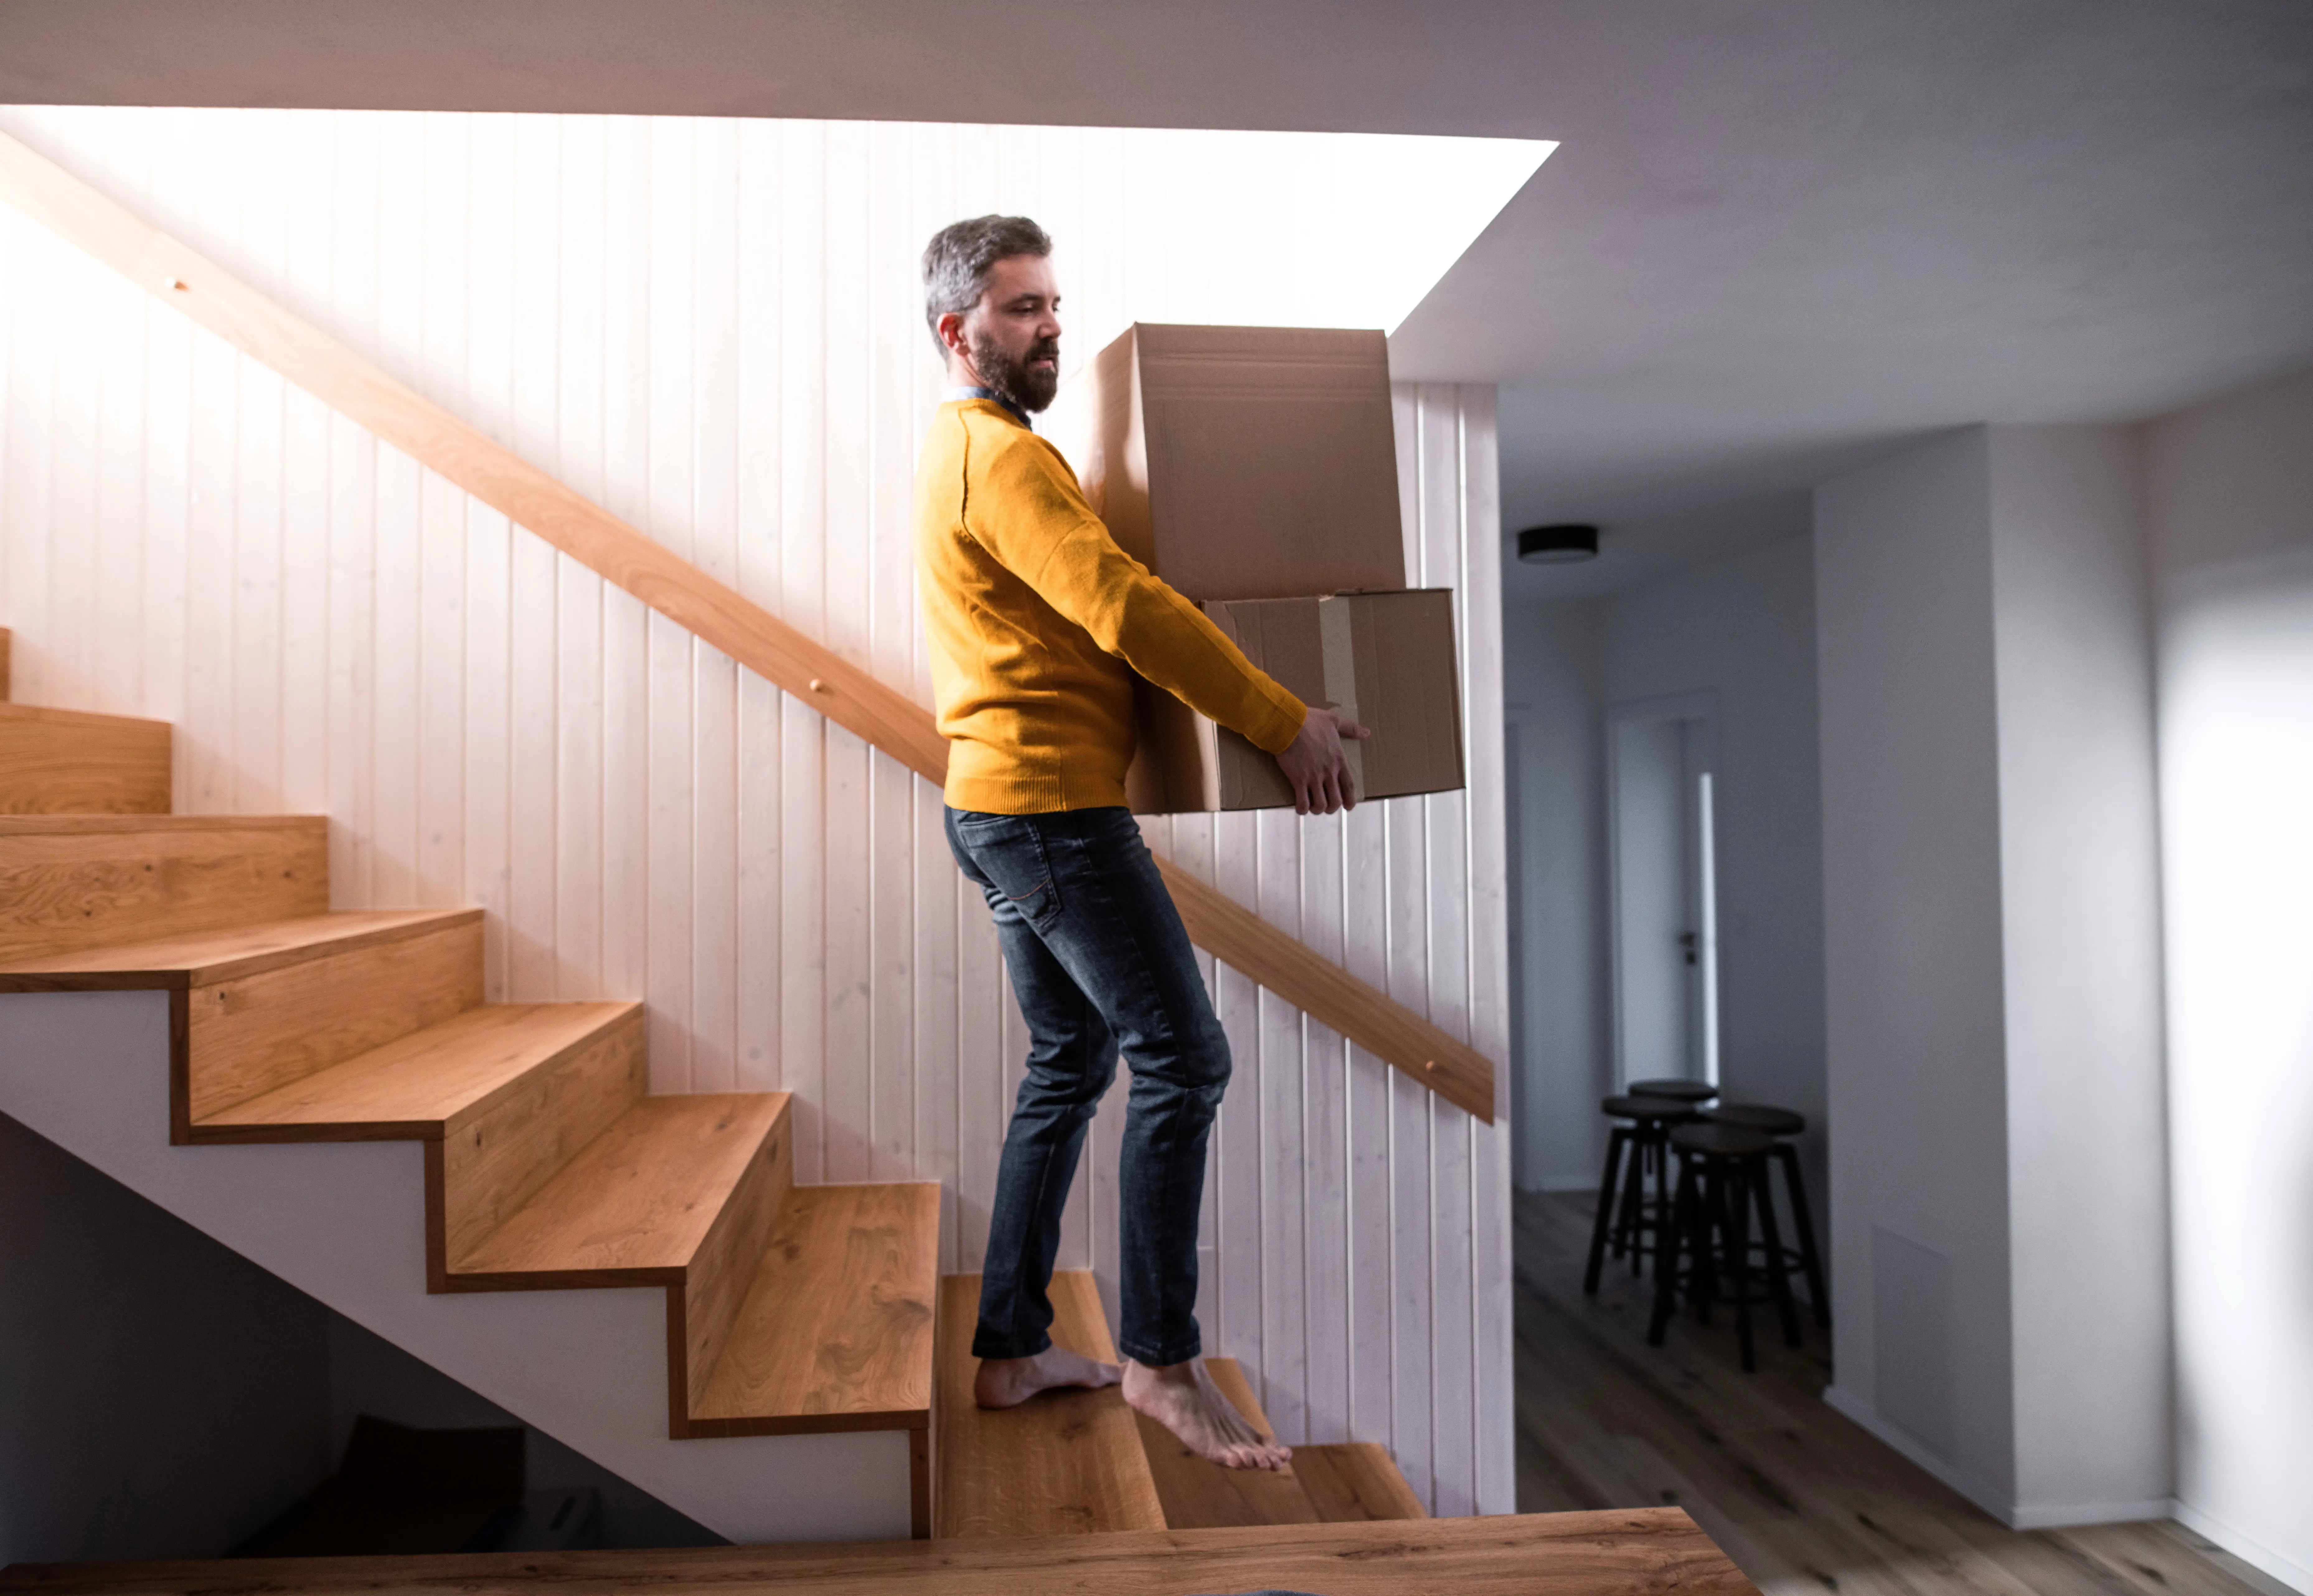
[1583,1095,1698,1294]
[1626,1078,1719,1105]
[1701,1102,1828,1327]
[1647,1121,1802,1371]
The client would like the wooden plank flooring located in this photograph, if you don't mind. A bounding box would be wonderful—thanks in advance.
[1513,1191,2292,1596]
[0,1509,1752,1595]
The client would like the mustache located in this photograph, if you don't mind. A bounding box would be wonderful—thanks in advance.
[1028,339,1058,363]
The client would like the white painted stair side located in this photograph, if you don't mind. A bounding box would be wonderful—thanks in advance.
[0,988,912,1546]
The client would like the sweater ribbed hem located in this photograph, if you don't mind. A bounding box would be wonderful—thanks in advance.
[942,767,1130,816]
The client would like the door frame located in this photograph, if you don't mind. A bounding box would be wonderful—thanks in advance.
[1604,689,1721,1092]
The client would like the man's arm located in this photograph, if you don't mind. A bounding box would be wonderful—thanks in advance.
[969,432,1368,812]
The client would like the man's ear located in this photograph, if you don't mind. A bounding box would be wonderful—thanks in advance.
[937,309,971,359]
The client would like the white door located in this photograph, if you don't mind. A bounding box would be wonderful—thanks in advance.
[1610,704,1720,1089]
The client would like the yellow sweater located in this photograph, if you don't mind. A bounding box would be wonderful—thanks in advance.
[914,398,1307,814]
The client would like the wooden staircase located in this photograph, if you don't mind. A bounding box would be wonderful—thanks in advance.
[0,623,1426,1542]
[0,629,942,1532]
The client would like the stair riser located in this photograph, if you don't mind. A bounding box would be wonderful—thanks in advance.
[429,1008,649,1286]
[672,1099,795,1427]
[0,819,329,964]
[179,918,484,1130]
[0,707,172,814]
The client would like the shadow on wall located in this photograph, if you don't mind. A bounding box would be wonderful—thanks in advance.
[0,1111,719,1563]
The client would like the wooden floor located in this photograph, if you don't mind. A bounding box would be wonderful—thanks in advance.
[0,1509,1747,1596]
[1513,1191,2290,1596]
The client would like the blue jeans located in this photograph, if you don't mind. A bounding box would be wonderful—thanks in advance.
[945,804,1231,1366]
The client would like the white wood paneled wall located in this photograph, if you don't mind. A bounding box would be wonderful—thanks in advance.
[0,107,1511,1515]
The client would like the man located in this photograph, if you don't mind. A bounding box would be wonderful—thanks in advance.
[915,215,1368,1471]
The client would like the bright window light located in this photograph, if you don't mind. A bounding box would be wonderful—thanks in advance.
[1058,128,1554,343]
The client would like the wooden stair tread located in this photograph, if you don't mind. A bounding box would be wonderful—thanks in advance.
[1292,1442,1430,1521]
[0,908,478,989]
[1135,1355,1317,1528]
[449,1092,789,1284]
[0,813,322,835]
[195,1001,642,1140]
[0,700,170,732]
[0,1509,1752,1594]
[689,1181,941,1434]
[934,1270,1166,1538]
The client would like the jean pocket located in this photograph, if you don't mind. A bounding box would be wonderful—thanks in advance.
[954,813,1064,930]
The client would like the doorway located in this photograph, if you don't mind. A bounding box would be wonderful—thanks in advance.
[1607,693,1720,1091]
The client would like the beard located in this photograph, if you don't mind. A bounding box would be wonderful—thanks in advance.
[969,331,1060,414]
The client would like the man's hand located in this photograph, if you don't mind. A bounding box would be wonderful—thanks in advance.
[1274,709,1373,816]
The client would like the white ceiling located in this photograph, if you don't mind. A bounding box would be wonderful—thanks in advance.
[7,0,2309,598]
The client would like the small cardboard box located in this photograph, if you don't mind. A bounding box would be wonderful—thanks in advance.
[1053,323,1408,601]
[1126,589,1466,813]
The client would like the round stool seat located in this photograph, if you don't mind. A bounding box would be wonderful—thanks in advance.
[1669,1121,1777,1159]
[1603,1094,1699,1123]
[1627,1078,1718,1103]
[1705,1103,1806,1137]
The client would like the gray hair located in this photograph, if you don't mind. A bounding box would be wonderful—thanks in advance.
[922,215,1052,357]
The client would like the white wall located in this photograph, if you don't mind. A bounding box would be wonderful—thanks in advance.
[1503,599,1607,1191]
[0,1111,331,1565]
[1813,424,2170,1529]
[322,1316,720,1547]
[1815,429,2016,1510]
[2146,367,2313,1593]
[1503,530,1825,1202]
[0,106,1511,1516]
[0,1106,719,1560]
[1984,427,2169,1526]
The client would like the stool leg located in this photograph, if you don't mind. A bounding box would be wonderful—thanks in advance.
[1633,1134,1661,1277]
[1583,1127,1631,1295]
[1648,1152,1693,1346]
[1727,1161,1756,1371]
[1692,1161,1721,1321]
[1612,1124,1650,1260]
[1751,1156,1802,1348]
[1774,1143,1830,1327]
[1642,1136,1671,1281]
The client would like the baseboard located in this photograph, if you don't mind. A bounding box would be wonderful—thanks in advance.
[2009,1497,2175,1530]
[1821,1384,2011,1522]
[2172,1499,2313,1595]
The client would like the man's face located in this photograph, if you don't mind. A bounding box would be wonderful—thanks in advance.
[944,253,1062,413]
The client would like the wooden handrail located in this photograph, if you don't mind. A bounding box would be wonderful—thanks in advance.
[0,130,1494,1122]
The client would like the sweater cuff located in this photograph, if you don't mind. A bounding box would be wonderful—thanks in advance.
[1244,692,1308,757]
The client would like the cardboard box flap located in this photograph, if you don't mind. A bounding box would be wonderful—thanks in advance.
[1053,324,1407,602]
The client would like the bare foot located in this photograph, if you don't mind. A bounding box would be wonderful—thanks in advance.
[1122,1358,1293,1470]
[974,1346,1122,1409]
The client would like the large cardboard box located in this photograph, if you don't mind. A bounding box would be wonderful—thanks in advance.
[1126,589,1465,813]
[1057,323,1408,600]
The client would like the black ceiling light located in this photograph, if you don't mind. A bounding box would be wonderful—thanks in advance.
[1517,523,1600,564]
